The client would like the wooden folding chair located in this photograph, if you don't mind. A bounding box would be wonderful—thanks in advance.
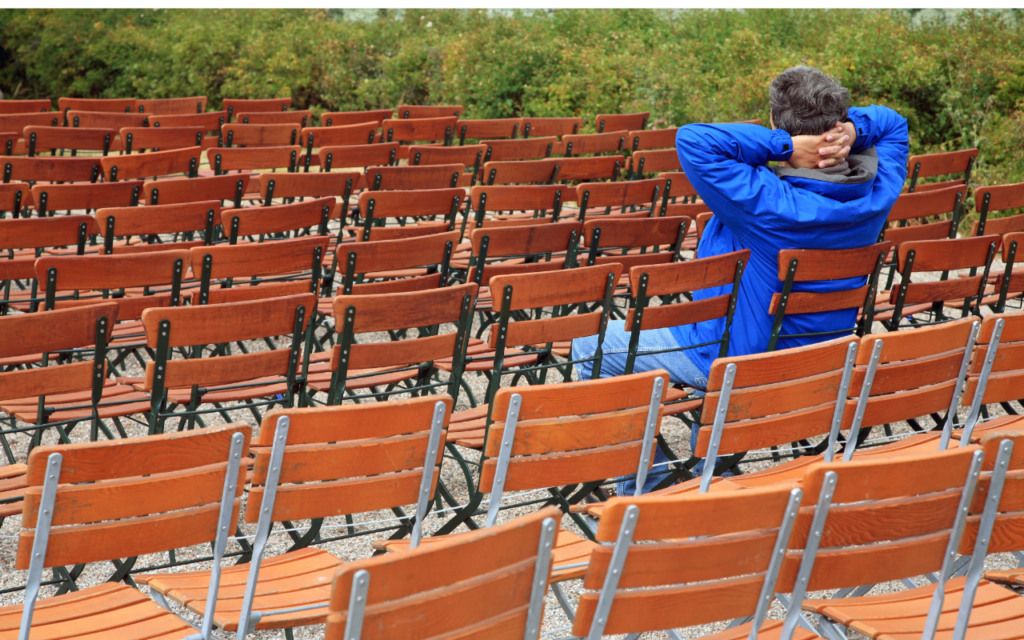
[766,242,891,351]
[23,126,119,157]
[907,147,977,193]
[396,104,463,119]
[521,117,582,138]
[481,136,560,162]
[97,200,220,254]
[101,146,201,182]
[0,112,60,156]
[315,142,397,178]
[483,156,625,186]
[480,157,562,186]
[136,96,208,115]
[435,371,665,580]
[119,125,207,153]
[2,156,102,185]
[455,117,522,144]
[5,422,249,640]
[575,177,669,221]
[442,263,621,449]
[0,303,128,468]
[881,235,999,330]
[209,145,301,175]
[410,143,485,186]
[30,180,142,217]
[970,184,1024,306]
[381,116,457,147]
[329,230,460,302]
[236,109,312,127]
[257,172,356,213]
[562,130,627,157]
[221,122,300,148]
[223,196,334,244]
[596,112,648,133]
[223,97,291,121]
[958,312,1024,444]
[137,292,316,433]
[1,215,97,313]
[627,126,678,151]
[143,173,250,207]
[147,110,227,138]
[320,108,393,127]
[628,147,681,179]
[137,396,451,636]
[58,97,135,113]
[300,122,381,169]
[881,185,965,247]
[0,182,30,217]
[307,284,475,405]
[573,485,804,640]
[364,163,463,191]
[462,184,572,236]
[324,508,560,640]
[65,110,147,130]
[0,99,51,114]
[985,231,1024,313]
[355,188,463,241]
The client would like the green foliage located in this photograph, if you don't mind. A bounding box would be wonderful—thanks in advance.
[1,8,1023,217]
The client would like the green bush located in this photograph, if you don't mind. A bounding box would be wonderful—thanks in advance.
[1,9,1023,227]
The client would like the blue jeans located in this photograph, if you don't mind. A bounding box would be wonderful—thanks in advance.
[571,320,721,495]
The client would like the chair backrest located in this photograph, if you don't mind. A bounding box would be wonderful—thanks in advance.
[766,241,891,351]
[596,112,648,133]
[557,155,625,182]
[482,136,559,162]
[334,230,460,295]
[320,108,393,127]
[696,335,860,490]
[225,196,335,243]
[0,112,61,142]
[972,181,1024,237]
[0,99,51,114]
[221,122,299,147]
[258,171,357,209]
[846,317,979,452]
[907,147,977,192]
[17,422,250,637]
[237,109,311,127]
[992,231,1024,311]
[396,104,463,119]
[627,126,678,151]
[0,181,29,217]
[101,145,201,181]
[962,313,1024,442]
[483,156,624,185]
[410,144,485,182]
[888,235,999,327]
[583,215,689,273]
[466,184,570,232]
[301,122,382,168]
[521,116,582,138]
[324,507,560,640]
[148,110,227,133]
[3,156,102,184]
[0,214,97,256]
[576,178,668,220]
[381,116,458,145]
[629,147,682,177]
[190,236,327,304]
[468,221,583,288]
[575,485,802,638]
[97,200,219,255]
[223,97,291,120]
[357,188,464,240]
[456,117,521,144]
[136,96,208,115]
[66,110,147,130]
[365,163,463,191]
[30,180,142,216]
[327,284,477,403]
[119,125,205,153]
[23,126,118,156]
[314,145,398,183]
[480,370,667,520]
[883,184,965,247]
[58,97,135,113]
[562,130,627,157]
[0,131,17,156]
[143,173,250,207]
[209,145,300,174]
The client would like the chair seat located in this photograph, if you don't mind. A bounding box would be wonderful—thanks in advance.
[0,464,28,519]
[377,529,597,582]
[0,582,195,640]
[951,415,1024,443]
[806,577,1024,640]
[434,341,542,372]
[1,379,149,423]
[137,547,336,632]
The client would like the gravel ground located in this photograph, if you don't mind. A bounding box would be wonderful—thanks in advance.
[1,170,1022,639]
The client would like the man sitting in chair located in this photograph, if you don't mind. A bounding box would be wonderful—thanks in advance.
[572,66,909,493]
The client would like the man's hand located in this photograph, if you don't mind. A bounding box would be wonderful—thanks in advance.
[782,122,854,169]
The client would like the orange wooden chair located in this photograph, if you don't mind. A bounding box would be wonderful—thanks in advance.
[320,108,393,127]
[136,96,208,115]
[0,112,60,156]
[575,177,669,221]
[23,125,119,156]
[3,156,103,185]
[365,163,463,191]
[455,117,522,144]
[4,423,249,640]
[0,215,98,313]
[223,97,291,121]
[314,143,398,183]
[143,173,251,207]
[30,180,142,217]
[119,125,208,153]
[354,188,463,241]
[97,200,221,254]
[410,143,486,186]
[324,508,560,640]
[208,145,301,175]
[396,104,464,119]
[959,312,1024,444]
[906,147,977,193]
[101,146,201,182]
[596,111,649,133]
[627,126,678,151]
[58,97,135,113]
[221,122,300,148]
[236,109,312,127]
[0,99,51,115]
[481,136,560,162]
[483,155,625,186]
[462,184,573,236]
[0,182,29,217]
[300,122,382,170]
[562,130,628,157]
[65,109,147,130]
[521,116,582,138]
[137,396,451,636]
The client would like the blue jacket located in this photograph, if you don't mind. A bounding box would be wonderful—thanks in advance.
[671,105,910,378]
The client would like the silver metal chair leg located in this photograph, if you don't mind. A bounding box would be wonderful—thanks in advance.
[551,582,576,622]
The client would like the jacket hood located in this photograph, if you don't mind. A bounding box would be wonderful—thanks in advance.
[771,146,878,203]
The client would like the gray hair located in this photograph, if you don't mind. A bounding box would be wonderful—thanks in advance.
[769,66,850,136]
